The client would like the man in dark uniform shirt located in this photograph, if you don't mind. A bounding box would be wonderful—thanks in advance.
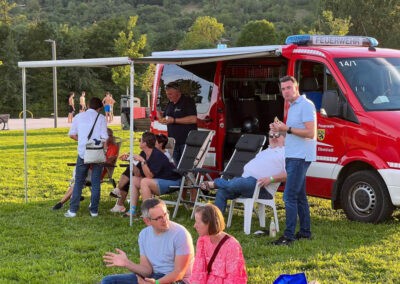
[159,81,197,164]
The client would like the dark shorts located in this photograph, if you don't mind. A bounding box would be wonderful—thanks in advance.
[68,105,74,113]
[80,105,85,111]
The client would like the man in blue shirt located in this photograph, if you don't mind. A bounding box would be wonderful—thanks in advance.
[270,75,317,245]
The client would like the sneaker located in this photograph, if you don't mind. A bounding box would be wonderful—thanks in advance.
[52,202,63,210]
[295,232,312,240]
[90,211,98,217]
[64,210,76,218]
[110,204,126,213]
[109,188,121,198]
[272,235,295,246]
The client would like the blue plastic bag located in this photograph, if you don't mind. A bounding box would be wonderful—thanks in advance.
[273,272,307,284]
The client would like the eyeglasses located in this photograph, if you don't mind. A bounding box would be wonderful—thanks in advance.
[269,133,281,138]
[149,211,169,222]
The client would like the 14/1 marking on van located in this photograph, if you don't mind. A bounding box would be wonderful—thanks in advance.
[338,60,357,67]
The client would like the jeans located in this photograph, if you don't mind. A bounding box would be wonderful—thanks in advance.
[173,143,185,165]
[283,158,311,239]
[69,156,103,213]
[214,176,257,213]
[101,272,165,284]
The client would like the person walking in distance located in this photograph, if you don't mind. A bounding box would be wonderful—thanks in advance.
[64,97,108,218]
[270,75,317,246]
[158,81,197,164]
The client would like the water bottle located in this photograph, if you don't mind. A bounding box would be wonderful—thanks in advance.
[269,217,276,238]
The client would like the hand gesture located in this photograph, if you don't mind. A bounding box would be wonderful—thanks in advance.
[103,248,128,268]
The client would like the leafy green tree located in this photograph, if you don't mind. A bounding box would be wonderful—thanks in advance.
[0,26,21,116]
[0,0,17,26]
[307,10,351,35]
[321,0,400,48]
[236,19,278,46]
[179,16,224,49]
[111,16,147,95]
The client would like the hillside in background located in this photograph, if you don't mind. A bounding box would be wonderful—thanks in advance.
[15,0,319,52]
[3,0,399,118]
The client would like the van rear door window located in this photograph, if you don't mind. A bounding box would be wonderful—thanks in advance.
[158,64,215,114]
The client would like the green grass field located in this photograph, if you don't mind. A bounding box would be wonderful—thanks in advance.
[1,127,400,283]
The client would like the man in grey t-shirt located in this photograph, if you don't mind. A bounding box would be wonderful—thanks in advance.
[101,199,194,284]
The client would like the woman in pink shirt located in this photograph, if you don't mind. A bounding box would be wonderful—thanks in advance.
[190,204,247,284]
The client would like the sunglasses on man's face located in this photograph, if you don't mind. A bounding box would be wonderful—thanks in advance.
[269,133,281,138]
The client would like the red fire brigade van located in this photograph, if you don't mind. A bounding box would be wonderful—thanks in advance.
[144,35,400,223]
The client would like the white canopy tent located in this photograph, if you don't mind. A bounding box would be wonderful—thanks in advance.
[17,57,135,208]
[17,45,281,222]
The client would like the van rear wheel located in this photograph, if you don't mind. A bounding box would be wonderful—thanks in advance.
[341,170,393,223]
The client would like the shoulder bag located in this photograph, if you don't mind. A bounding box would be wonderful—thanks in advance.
[207,234,231,275]
[84,113,106,164]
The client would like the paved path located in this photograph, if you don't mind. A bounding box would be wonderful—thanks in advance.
[6,116,121,130]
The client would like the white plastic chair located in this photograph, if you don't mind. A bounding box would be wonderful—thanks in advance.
[227,182,280,235]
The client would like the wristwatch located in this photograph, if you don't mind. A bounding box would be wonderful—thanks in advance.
[141,160,147,165]
[287,127,292,134]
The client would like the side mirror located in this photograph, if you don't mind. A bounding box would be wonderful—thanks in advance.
[321,90,340,117]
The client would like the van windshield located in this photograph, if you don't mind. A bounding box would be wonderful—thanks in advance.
[335,57,400,111]
[158,64,216,114]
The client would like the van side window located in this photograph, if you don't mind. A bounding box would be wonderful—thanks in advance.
[158,64,215,114]
[296,61,324,111]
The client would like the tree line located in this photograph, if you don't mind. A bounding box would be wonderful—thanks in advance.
[0,0,398,118]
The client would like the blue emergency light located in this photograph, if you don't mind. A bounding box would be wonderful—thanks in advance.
[285,34,378,47]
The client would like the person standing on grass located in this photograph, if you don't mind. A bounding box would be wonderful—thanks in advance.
[101,198,194,284]
[270,75,317,246]
[79,91,87,113]
[68,92,75,123]
[64,97,108,218]
[102,91,115,123]
[53,128,118,211]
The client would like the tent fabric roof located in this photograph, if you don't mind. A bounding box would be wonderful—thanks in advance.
[18,57,132,68]
[135,45,283,65]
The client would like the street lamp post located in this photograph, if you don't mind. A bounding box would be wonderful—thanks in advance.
[45,39,58,128]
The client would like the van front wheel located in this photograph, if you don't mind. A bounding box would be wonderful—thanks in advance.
[341,170,393,223]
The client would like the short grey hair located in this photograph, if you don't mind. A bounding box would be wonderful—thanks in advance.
[141,198,166,218]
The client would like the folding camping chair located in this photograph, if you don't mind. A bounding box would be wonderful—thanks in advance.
[227,181,280,235]
[161,130,215,218]
[191,133,266,218]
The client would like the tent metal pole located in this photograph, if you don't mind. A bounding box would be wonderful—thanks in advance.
[22,67,28,203]
[129,62,135,226]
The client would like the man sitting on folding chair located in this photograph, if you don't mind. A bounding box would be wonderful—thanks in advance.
[200,130,287,213]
